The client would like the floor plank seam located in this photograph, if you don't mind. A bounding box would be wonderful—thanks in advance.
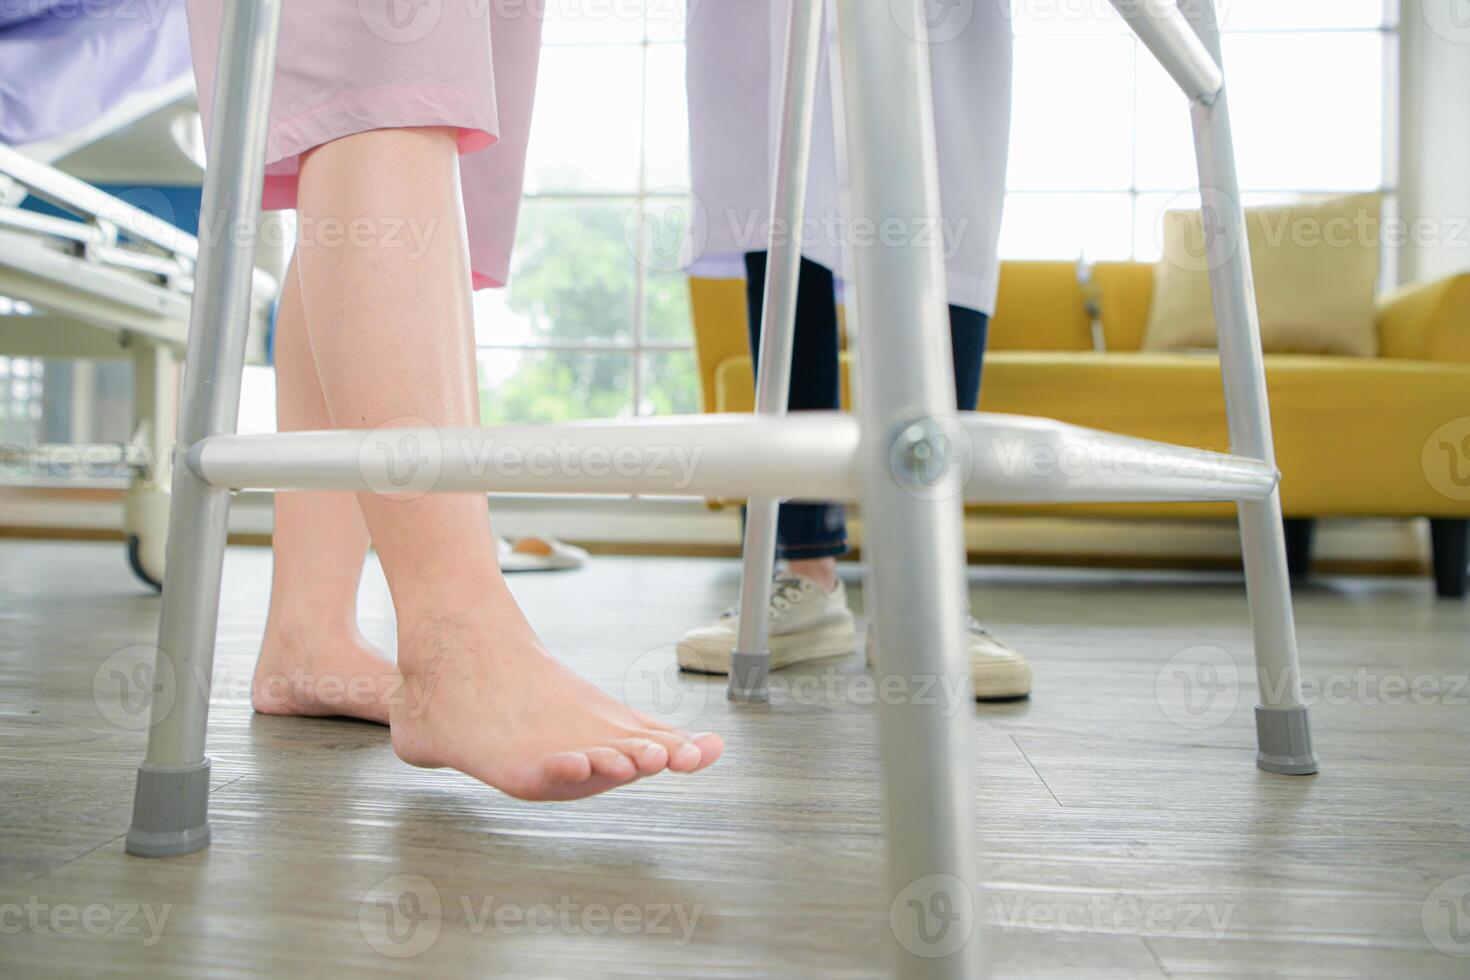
[24,830,129,887]
[1142,935,1172,978]
[207,775,249,796]
[1009,735,1065,809]
[9,546,1470,976]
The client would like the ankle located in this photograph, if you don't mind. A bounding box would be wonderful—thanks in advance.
[393,600,528,676]
[263,609,359,651]
[787,558,840,593]
[389,565,509,623]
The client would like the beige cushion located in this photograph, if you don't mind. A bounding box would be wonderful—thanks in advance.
[1142,193,1381,357]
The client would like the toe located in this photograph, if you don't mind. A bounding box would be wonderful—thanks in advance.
[622,727,701,770]
[542,750,593,786]
[623,725,721,773]
[510,752,638,802]
[585,746,638,783]
[667,739,704,772]
[609,738,670,775]
[686,732,724,771]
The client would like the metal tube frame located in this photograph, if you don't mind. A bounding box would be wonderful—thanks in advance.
[1109,0,1223,101]
[124,0,1317,973]
[827,4,981,974]
[183,411,1281,504]
[729,0,827,703]
[125,0,283,858]
[1176,0,1317,774]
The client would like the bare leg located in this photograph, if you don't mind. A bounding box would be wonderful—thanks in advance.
[787,557,839,593]
[292,127,722,800]
[252,258,398,724]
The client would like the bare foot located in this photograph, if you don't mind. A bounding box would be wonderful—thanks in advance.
[389,614,723,801]
[253,620,400,725]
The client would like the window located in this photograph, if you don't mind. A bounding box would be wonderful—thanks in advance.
[7,2,1403,448]
[493,1,1400,422]
[474,4,697,424]
[1001,0,1397,263]
[236,5,699,434]
[0,353,44,447]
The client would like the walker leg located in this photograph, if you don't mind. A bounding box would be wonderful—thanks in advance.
[728,0,826,703]
[1183,0,1317,775]
[730,502,778,702]
[832,3,982,975]
[125,0,284,857]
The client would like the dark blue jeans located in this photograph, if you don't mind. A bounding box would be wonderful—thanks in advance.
[744,250,989,560]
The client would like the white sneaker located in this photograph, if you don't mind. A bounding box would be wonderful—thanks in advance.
[865,615,1032,701]
[676,572,857,674]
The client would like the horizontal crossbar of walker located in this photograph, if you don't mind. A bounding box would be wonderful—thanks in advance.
[1108,0,1223,102]
[186,412,1277,504]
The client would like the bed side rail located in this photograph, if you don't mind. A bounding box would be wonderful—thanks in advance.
[0,141,276,298]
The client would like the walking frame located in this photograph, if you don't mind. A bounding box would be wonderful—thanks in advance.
[126,1,1318,974]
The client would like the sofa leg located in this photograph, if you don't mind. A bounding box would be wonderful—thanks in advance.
[1430,519,1468,599]
[1283,518,1315,581]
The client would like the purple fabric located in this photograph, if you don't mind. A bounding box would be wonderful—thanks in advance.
[0,0,191,145]
[0,1,65,28]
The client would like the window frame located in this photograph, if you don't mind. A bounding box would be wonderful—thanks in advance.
[475,25,693,420]
[1000,7,1401,269]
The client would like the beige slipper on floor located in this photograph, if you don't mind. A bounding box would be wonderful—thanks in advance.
[495,535,589,573]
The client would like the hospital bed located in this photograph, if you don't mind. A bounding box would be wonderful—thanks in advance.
[0,0,275,588]
[123,1,1317,976]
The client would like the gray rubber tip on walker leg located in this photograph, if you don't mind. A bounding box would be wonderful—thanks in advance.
[727,651,771,704]
[125,760,212,857]
[1254,705,1318,775]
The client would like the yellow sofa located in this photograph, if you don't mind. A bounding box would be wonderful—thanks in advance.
[689,261,1470,597]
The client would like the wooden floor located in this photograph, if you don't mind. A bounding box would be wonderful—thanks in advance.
[2,539,1468,978]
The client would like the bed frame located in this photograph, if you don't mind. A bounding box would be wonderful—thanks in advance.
[0,95,274,588]
[123,2,1318,975]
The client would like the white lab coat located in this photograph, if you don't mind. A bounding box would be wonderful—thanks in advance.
[685,0,1012,314]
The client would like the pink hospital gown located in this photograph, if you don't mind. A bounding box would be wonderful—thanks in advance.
[185,1,541,289]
